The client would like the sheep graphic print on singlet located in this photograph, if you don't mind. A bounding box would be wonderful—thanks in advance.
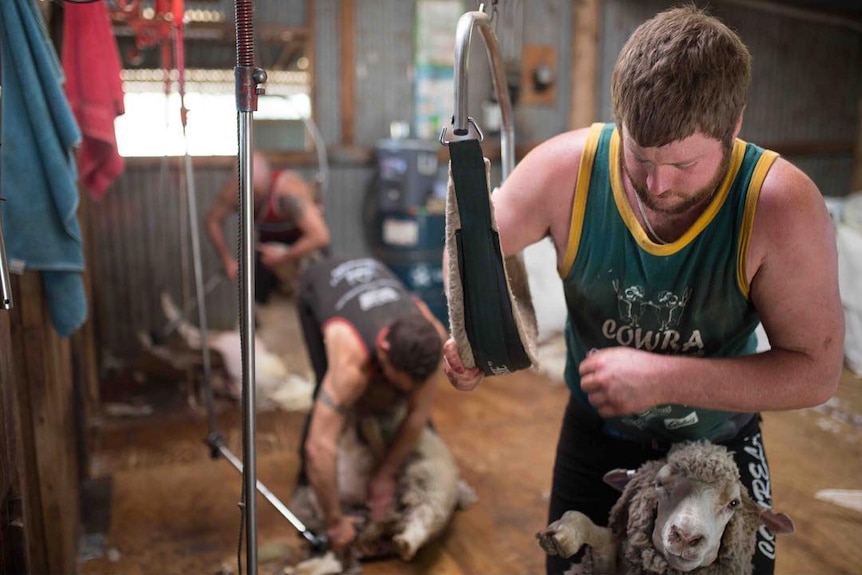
[560,123,779,442]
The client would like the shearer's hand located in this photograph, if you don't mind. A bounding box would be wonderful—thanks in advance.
[443,338,484,391]
[257,242,290,269]
[578,346,662,417]
[223,257,239,281]
[326,515,359,551]
[367,473,396,522]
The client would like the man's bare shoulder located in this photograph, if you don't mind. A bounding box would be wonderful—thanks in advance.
[494,126,597,256]
[758,156,821,207]
[521,126,595,171]
[322,320,368,359]
[501,127,595,197]
[755,157,829,240]
[273,170,314,200]
[747,156,833,282]
[209,181,240,216]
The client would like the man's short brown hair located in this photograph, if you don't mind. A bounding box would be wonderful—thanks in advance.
[385,313,442,383]
[611,4,751,147]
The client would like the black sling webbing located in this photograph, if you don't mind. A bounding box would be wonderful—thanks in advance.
[448,138,531,375]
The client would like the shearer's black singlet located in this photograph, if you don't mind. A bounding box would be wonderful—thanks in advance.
[299,257,422,369]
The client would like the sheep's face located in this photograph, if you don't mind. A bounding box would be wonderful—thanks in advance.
[650,462,742,572]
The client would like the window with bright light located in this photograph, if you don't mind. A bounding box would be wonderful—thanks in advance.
[115,69,310,157]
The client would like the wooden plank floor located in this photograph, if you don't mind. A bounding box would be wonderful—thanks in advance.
[79,297,862,575]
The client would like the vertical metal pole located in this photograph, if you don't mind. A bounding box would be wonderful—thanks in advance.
[172,9,220,448]
[181,149,217,435]
[238,108,258,575]
[234,1,264,572]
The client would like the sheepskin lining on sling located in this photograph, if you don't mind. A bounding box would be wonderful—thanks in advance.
[444,138,537,375]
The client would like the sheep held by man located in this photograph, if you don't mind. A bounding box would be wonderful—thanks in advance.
[536,441,795,574]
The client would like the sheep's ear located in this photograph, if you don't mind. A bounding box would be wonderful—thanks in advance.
[760,509,795,535]
[603,468,635,492]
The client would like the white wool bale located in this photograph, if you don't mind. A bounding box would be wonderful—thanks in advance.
[523,237,567,343]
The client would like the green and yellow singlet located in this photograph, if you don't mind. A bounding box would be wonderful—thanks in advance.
[561,122,779,442]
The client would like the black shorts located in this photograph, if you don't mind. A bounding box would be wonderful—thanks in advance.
[254,249,279,304]
[546,395,777,575]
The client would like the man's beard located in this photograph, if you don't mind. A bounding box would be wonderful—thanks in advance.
[625,146,731,216]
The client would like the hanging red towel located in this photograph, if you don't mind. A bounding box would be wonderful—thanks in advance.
[62,0,126,200]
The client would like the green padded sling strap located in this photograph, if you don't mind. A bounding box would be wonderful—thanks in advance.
[447,137,532,375]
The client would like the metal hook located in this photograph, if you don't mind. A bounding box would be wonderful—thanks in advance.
[439,116,484,146]
[444,8,515,181]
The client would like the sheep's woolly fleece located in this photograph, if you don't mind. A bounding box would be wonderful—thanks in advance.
[609,441,762,575]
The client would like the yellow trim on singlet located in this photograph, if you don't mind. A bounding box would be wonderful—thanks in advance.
[610,130,747,256]
[736,150,780,298]
[559,123,605,277]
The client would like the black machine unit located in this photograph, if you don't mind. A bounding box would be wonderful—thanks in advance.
[375,138,440,212]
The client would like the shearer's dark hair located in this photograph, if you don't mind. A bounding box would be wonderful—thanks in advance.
[385,313,442,383]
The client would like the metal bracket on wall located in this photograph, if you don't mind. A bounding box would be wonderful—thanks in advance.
[519,44,557,106]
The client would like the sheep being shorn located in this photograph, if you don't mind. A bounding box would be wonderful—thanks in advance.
[339,420,476,562]
[289,418,476,573]
[537,441,795,574]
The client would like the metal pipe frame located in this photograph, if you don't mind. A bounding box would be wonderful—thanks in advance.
[452,7,516,181]
[235,0,260,571]
[208,435,328,552]
[237,109,258,574]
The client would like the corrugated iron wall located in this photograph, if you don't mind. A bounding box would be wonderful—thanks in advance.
[353,2,417,146]
[510,0,573,142]
[86,0,860,368]
[313,0,342,147]
[86,162,235,361]
[87,159,327,360]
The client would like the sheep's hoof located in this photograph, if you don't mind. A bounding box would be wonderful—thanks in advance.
[393,534,418,562]
[537,528,569,557]
[536,513,590,559]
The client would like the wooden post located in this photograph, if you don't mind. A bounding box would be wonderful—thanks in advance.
[0,310,16,521]
[569,0,602,130]
[0,308,27,574]
[9,273,80,575]
[307,0,319,144]
[73,191,101,481]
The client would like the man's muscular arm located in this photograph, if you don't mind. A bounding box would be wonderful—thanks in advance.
[367,364,439,521]
[304,323,368,550]
[205,179,240,279]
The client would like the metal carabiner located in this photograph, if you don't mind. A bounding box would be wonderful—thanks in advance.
[439,116,484,146]
[444,6,515,180]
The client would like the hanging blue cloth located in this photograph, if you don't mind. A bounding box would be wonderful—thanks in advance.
[0,0,86,337]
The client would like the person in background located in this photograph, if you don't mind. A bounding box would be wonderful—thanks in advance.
[292,256,448,552]
[206,151,330,303]
[441,6,844,575]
